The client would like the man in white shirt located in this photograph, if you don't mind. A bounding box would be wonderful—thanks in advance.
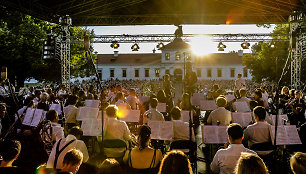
[207,97,232,126]
[44,110,65,143]
[143,98,164,124]
[243,106,273,155]
[234,73,246,98]
[47,126,89,170]
[58,85,67,97]
[211,123,257,174]
[126,89,138,110]
[170,106,194,141]
[64,95,79,129]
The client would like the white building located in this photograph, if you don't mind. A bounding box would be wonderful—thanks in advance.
[96,38,251,81]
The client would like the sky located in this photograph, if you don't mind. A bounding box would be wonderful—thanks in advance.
[88,24,275,55]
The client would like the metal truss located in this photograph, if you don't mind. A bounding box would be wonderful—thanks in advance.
[86,33,288,43]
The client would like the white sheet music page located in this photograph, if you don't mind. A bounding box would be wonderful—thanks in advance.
[77,107,99,120]
[202,126,228,144]
[233,102,250,112]
[22,108,35,126]
[147,121,160,140]
[85,100,100,108]
[269,125,301,145]
[272,115,289,126]
[50,104,61,114]
[81,119,94,136]
[191,93,204,106]
[160,121,173,140]
[200,100,217,111]
[225,94,235,102]
[30,109,44,127]
[120,110,140,123]
[181,110,193,123]
[156,103,166,112]
[285,125,302,144]
[232,112,252,128]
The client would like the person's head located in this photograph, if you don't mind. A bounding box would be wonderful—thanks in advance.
[237,73,242,78]
[235,152,268,174]
[289,89,296,97]
[249,100,259,111]
[67,95,78,105]
[295,90,303,99]
[260,86,266,92]
[98,158,123,174]
[60,84,66,90]
[138,125,151,151]
[34,90,41,98]
[281,86,289,95]
[0,140,21,164]
[239,89,247,97]
[24,96,34,107]
[216,97,227,107]
[157,90,166,99]
[129,88,136,96]
[213,84,219,91]
[227,123,243,144]
[170,106,181,120]
[158,150,193,174]
[40,92,49,102]
[254,90,262,99]
[46,110,59,123]
[150,98,158,109]
[62,149,83,174]
[0,103,6,119]
[290,152,306,174]
[116,92,124,100]
[69,126,83,140]
[253,106,266,121]
[105,105,118,118]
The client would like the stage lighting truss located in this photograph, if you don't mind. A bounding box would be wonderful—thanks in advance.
[110,41,120,49]
[241,42,250,49]
[131,43,140,51]
[156,42,164,50]
[217,42,226,51]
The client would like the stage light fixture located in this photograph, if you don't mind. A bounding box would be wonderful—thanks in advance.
[131,43,140,51]
[241,42,250,49]
[156,42,164,50]
[217,42,226,51]
[110,41,120,49]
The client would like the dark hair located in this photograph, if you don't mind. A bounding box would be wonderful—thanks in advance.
[0,140,21,161]
[46,110,58,122]
[158,150,192,174]
[24,96,34,107]
[67,95,78,105]
[239,89,247,96]
[216,97,227,107]
[227,123,243,140]
[253,106,266,120]
[138,125,151,151]
[98,158,123,174]
[254,90,262,98]
[150,98,158,108]
[69,126,83,138]
[236,152,268,174]
[171,106,181,120]
[63,149,83,166]
[249,100,259,110]
[105,105,118,118]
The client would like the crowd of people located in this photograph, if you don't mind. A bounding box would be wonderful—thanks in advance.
[0,73,305,174]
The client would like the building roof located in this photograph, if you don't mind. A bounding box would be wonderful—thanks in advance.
[96,53,244,66]
[96,53,161,65]
[163,38,191,50]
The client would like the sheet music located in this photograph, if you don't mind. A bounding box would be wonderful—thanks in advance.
[191,93,204,106]
[232,112,253,128]
[233,102,250,112]
[81,118,105,136]
[202,126,228,144]
[22,108,35,126]
[270,125,302,145]
[181,110,193,123]
[77,107,99,120]
[271,114,289,126]
[85,100,100,108]
[200,100,217,111]
[50,104,61,114]
[139,96,150,104]
[120,110,140,122]
[225,94,235,102]
[30,109,44,127]
[148,121,173,140]
[156,103,166,112]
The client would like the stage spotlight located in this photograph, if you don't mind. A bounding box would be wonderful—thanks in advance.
[270,43,276,48]
[217,42,226,51]
[111,41,120,49]
[156,42,164,50]
[241,42,250,49]
[131,43,140,51]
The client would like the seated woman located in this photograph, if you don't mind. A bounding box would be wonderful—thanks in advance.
[123,125,162,174]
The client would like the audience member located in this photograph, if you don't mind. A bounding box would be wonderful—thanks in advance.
[158,150,192,174]
[58,149,83,174]
[235,152,268,174]
[98,158,123,174]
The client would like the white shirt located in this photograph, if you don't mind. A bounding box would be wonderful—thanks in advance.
[58,89,66,96]
[49,123,65,142]
[104,117,131,141]
[126,95,138,110]
[143,108,164,124]
[207,107,232,126]
[234,78,246,91]
[47,134,89,169]
[172,120,195,141]
[210,144,257,174]
[64,105,78,123]
[244,121,272,148]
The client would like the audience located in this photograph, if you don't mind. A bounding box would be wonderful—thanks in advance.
[235,152,268,174]
[158,150,193,174]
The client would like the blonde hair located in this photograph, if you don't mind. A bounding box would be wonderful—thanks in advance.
[235,152,268,174]
[291,152,306,174]
[281,86,289,95]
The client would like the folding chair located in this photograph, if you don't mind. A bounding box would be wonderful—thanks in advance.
[102,139,128,163]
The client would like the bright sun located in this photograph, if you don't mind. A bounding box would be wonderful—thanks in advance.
[190,36,216,56]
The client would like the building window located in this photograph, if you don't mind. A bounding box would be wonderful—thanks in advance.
[110,69,114,78]
[145,69,150,77]
[207,69,212,77]
[230,68,235,77]
[165,69,170,75]
[165,53,170,60]
[98,70,102,79]
[217,69,222,77]
[155,69,160,77]
[175,52,181,60]
[197,68,201,77]
[135,69,139,77]
[122,69,126,77]
[243,67,248,77]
